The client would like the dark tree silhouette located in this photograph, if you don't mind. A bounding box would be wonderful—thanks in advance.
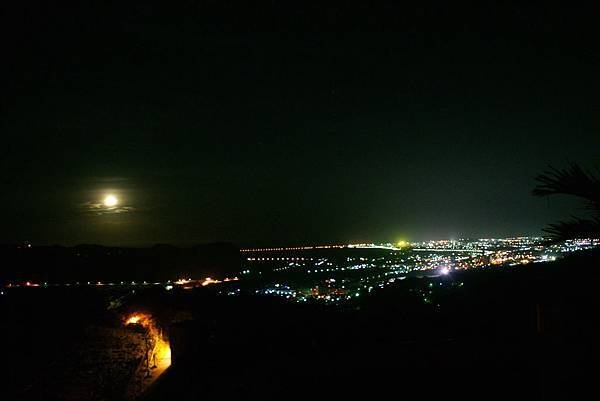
[533,163,600,240]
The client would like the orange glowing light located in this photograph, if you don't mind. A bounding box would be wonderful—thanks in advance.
[126,315,141,324]
[201,277,222,286]
[123,312,171,376]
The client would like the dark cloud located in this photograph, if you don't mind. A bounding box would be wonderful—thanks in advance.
[80,202,136,216]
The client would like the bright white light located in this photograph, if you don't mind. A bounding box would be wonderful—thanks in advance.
[440,267,450,275]
[103,194,118,207]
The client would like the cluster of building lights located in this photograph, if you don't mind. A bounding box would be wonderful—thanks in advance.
[237,237,600,304]
[4,238,598,305]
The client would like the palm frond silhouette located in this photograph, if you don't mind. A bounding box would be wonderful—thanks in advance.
[533,163,600,241]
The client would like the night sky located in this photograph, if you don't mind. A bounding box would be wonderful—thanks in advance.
[2,3,599,246]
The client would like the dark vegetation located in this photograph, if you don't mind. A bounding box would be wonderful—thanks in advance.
[1,287,141,400]
[534,163,600,240]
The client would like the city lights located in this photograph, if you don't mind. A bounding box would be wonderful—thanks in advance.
[6,237,598,306]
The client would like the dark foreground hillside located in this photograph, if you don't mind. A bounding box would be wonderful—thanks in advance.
[147,250,600,401]
[2,251,599,400]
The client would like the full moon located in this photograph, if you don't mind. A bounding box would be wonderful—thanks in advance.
[103,194,118,207]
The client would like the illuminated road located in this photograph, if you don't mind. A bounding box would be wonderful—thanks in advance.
[124,313,172,397]
[145,349,171,388]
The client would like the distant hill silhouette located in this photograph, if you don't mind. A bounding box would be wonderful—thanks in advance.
[0,243,240,284]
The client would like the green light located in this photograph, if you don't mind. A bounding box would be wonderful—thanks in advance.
[396,240,409,249]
